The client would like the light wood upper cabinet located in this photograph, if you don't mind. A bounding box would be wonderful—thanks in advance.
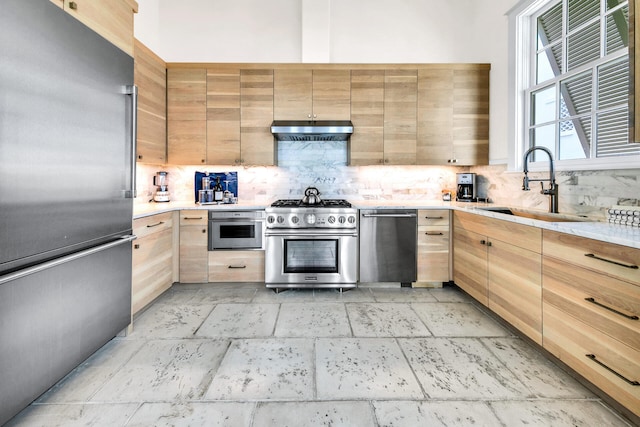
[452,69,489,165]
[417,67,489,165]
[206,68,241,164]
[241,69,275,165]
[274,69,351,120]
[134,39,166,164]
[53,0,138,56]
[350,70,385,166]
[163,63,489,166]
[384,70,417,165]
[167,68,207,164]
[417,68,453,164]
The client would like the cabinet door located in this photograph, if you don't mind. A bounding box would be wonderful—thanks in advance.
[350,70,385,165]
[384,70,417,165]
[240,69,275,165]
[417,68,454,165]
[134,39,166,164]
[167,69,207,164]
[452,69,489,165]
[274,69,313,120]
[206,68,241,164]
[132,228,173,314]
[132,212,174,315]
[488,239,542,344]
[453,226,488,305]
[312,70,351,120]
[179,212,208,283]
[61,0,136,56]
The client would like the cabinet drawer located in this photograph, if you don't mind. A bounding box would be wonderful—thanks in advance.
[208,250,265,282]
[418,226,450,253]
[133,212,173,240]
[543,230,640,284]
[180,210,208,226]
[544,303,640,417]
[543,256,640,351]
[418,210,449,226]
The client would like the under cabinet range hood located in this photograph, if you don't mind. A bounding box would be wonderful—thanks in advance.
[270,120,354,141]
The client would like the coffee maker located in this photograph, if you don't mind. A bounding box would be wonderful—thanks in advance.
[456,173,476,202]
[153,171,170,202]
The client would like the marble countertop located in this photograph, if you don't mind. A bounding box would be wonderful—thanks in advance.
[133,199,640,249]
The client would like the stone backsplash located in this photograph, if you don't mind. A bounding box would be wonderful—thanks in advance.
[136,162,640,221]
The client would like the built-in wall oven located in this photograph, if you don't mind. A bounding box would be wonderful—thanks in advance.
[208,211,265,250]
[265,199,358,290]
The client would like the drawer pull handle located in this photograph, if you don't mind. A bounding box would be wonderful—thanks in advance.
[480,239,486,245]
[584,297,639,320]
[228,265,246,269]
[184,217,203,220]
[585,354,640,386]
[424,216,444,220]
[146,221,164,228]
[425,232,444,236]
[584,253,638,269]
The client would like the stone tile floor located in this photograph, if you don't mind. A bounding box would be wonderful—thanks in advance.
[7,283,635,427]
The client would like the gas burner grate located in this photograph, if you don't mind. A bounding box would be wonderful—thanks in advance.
[271,199,352,208]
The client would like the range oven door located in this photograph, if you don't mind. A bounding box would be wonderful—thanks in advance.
[209,219,264,250]
[265,229,358,288]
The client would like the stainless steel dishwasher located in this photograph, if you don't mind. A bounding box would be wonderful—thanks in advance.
[359,209,417,286]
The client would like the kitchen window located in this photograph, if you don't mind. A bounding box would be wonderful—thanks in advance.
[508,0,640,170]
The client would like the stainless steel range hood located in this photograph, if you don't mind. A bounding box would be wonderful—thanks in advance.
[270,120,354,141]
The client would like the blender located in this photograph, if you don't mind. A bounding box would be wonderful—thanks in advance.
[153,171,170,202]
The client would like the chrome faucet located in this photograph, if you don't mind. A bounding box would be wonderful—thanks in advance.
[522,146,559,213]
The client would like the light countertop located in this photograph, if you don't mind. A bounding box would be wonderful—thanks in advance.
[133,199,640,250]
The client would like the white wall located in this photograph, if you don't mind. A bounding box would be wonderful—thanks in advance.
[134,0,519,163]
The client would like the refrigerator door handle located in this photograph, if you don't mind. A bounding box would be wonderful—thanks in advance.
[124,84,138,199]
[0,235,136,286]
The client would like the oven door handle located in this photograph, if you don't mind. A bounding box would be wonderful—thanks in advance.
[265,231,358,237]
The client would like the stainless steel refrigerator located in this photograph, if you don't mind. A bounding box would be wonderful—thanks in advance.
[0,0,137,423]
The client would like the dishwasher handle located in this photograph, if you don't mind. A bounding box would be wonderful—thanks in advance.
[362,213,417,218]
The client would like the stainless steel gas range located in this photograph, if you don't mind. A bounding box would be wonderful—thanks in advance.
[265,198,358,290]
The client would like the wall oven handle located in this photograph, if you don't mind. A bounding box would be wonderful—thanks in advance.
[362,213,416,218]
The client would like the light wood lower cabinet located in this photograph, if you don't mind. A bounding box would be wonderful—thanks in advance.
[208,250,265,283]
[453,211,542,344]
[416,210,450,285]
[543,230,640,417]
[132,212,175,315]
[179,211,208,283]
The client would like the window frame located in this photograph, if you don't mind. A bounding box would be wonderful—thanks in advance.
[507,0,639,172]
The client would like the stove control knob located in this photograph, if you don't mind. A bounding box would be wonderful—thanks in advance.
[267,215,276,224]
[305,213,316,224]
[328,216,336,224]
[338,216,346,224]
[348,216,356,224]
[277,216,285,224]
[291,215,300,224]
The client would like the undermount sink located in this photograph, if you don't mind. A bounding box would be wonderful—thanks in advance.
[476,207,589,223]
